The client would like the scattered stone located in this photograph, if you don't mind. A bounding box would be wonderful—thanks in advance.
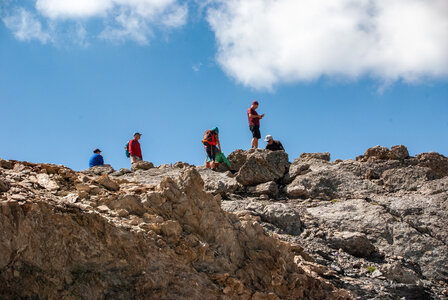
[36,173,59,191]
[96,205,110,213]
[96,174,120,191]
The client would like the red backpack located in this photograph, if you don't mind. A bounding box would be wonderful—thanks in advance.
[202,130,217,146]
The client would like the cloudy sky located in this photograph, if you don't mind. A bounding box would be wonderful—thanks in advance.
[1,0,447,170]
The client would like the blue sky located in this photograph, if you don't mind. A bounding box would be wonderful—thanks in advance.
[1,0,447,171]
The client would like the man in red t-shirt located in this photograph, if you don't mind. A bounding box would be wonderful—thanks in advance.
[247,100,264,148]
[129,132,143,163]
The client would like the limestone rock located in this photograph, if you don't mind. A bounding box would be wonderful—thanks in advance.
[389,145,409,160]
[131,161,154,172]
[300,152,331,161]
[36,173,59,191]
[416,152,448,177]
[227,149,248,172]
[381,262,419,284]
[96,174,120,191]
[328,231,376,258]
[108,194,144,216]
[363,145,390,161]
[235,149,289,186]
[247,181,279,197]
[382,166,439,192]
[83,165,115,175]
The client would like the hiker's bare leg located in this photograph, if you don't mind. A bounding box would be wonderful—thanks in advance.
[251,138,258,149]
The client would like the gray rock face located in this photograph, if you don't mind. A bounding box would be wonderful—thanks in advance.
[235,149,289,186]
[286,159,382,200]
[306,198,448,283]
[381,166,439,192]
[222,200,302,235]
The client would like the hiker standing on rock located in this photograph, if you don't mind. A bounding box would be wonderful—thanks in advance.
[247,100,264,149]
[202,127,221,169]
[129,132,143,163]
[265,135,285,151]
[89,149,111,168]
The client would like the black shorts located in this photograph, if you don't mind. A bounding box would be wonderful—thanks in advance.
[205,145,218,161]
[249,125,261,139]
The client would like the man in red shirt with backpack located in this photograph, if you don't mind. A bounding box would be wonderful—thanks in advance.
[129,132,143,163]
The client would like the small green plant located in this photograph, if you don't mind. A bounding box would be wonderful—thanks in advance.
[330,199,339,203]
[367,266,376,273]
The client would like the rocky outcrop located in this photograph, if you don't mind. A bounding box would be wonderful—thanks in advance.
[0,161,349,299]
[1,144,448,299]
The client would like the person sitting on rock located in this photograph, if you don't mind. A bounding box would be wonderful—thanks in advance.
[202,127,221,170]
[89,149,111,168]
[129,132,143,163]
[265,135,284,151]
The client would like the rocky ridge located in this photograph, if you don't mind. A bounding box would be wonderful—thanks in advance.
[1,145,447,299]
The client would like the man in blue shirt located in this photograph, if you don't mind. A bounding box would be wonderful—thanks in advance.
[89,149,108,168]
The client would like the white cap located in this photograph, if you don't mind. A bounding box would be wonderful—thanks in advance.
[264,135,273,142]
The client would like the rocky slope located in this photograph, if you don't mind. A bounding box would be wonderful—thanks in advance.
[1,145,447,299]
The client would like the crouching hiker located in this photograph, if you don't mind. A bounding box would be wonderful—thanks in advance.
[265,135,285,151]
[202,127,221,169]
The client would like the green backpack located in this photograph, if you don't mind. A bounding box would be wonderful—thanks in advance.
[124,141,130,158]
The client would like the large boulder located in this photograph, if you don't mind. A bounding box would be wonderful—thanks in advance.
[227,149,249,172]
[235,149,289,186]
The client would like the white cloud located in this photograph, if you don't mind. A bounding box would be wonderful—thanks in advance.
[3,8,51,43]
[3,0,188,44]
[206,0,448,90]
